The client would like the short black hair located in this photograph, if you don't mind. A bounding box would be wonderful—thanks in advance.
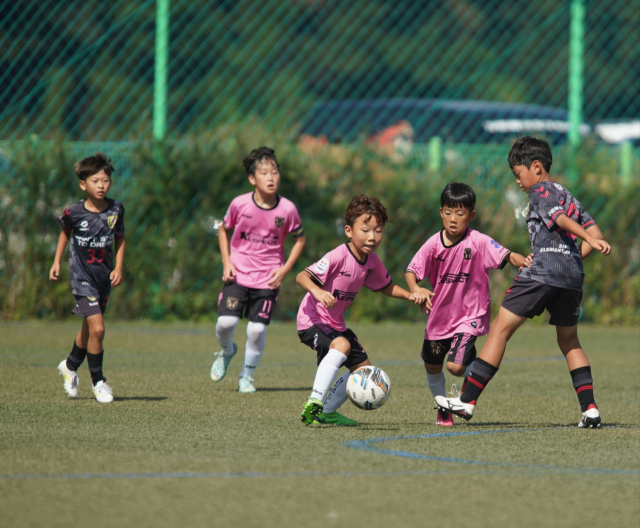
[242,146,280,175]
[74,152,115,181]
[508,136,553,172]
[440,182,476,211]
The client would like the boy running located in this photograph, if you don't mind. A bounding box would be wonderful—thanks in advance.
[297,195,425,426]
[435,137,611,428]
[211,147,305,393]
[50,153,125,403]
[406,182,532,426]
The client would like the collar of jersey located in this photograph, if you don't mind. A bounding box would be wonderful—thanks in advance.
[345,242,368,266]
[440,227,469,249]
[251,192,280,211]
[82,198,113,214]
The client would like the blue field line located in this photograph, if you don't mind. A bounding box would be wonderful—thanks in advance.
[342,427,640,475]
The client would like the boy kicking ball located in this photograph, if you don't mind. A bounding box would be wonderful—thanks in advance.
[435,137,611,428]
[297,195,426,426]
[50,153,125,403]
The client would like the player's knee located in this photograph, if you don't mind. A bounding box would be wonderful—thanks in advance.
[89,323,105,341]
[424,363,442,375]
[216,315,239,337]
[246,321,267,343]
[330,337,351,355]
[446,363,466,377]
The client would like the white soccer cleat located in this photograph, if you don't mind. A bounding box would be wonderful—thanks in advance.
[238,376,256,393]
[210,343,237,382]
[434,395,475,421]
[57,359,79,398]
[92,381,114,403]
[578,405,601,428]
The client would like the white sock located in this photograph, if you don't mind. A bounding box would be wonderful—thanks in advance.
[426,370,447,398]
[323,371,350,413]
[240,322,267,378]
[216,315,239,356]
[309,349,347,402]
[464,361,475,378]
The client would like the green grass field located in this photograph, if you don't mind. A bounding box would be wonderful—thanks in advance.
[1,321,638,528]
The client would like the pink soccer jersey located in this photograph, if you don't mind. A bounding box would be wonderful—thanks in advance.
[224,192,304,289]
[297,243,392,332]
[407,228,511,340]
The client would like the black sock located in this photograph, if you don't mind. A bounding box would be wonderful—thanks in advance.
[87,351,106,386]
[570,366,596,412]
[66,342,87,371]
[460,358,498,404]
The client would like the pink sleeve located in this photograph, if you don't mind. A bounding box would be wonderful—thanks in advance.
[406,240,431,281]
[478,234,510,270]
[364,256,392,292]
[223,200,238,230]
[288,203,304,239]
[305,251,335,286]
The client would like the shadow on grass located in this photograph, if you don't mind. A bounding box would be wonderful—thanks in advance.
[256,387,313,392]
[112,396,168,402]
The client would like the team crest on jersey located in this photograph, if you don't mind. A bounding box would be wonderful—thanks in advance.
[274,216,285,228]
[107,213,118,229]
[464,248,472,260]
[227,297,239,310]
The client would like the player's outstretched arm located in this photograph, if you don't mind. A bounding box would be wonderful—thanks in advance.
[110,237,125,287]
[508,252,534,271]
[579,224,605,260]
[405,271,433,312]
[555,214,611,256]
[381,282,428,312]
[296,270,335,309]
[268,235,306,289]
[49,230,70,281]
[218,223,237,282]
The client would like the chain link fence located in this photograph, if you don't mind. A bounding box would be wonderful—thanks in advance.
[0,0,638,322]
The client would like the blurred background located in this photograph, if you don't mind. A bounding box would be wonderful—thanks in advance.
[0,0,638,323]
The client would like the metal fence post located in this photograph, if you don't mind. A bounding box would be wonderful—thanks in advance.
[153,0,170,145]
[568,0,585,184]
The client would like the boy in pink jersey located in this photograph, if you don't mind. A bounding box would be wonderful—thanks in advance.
[297,195,426,426]
[211,147,305,393]
[406,183,532,426]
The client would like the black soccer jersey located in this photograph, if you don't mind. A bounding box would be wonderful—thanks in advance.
[517,181,595,291]
[58,199,125,296]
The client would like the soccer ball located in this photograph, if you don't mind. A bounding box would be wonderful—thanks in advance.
[347,366,391,410]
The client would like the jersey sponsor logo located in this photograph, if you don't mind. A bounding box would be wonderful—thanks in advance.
[88,301,99,307]
[490,240,502,250]
[313,259,329,274]
[438,272,470,284]
[226,296,239,309]
[554,183,563,190]
[107,213,118,229]
[78,220,89,231]
[240,231,279,245]
[464,248,472,260]
[471,321,477,328]
[274,216,285,228]
[339,271,351,277]
[332,289,357,302]
[241,214,252,219]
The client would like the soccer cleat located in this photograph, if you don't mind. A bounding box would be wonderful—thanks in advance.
[434,395,475,421]
[238,376,256,393]
[310,411,358,427]
[300,398,323,425]
[436,409,454,427]
[578,405,601,428]
[210,343,237,382]
[57,359,79,398]
[92,380,113,403]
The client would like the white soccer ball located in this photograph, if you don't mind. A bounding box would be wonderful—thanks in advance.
[347,366,391,410]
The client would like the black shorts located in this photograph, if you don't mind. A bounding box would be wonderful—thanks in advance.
[72,292,109,318]
[501,277,582,326]
[421,333,477,366]
[217,282,279,324]
[298,324,368,369]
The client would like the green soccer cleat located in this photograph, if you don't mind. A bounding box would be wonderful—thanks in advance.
[300,398,323,425]
[310,411,358,427]
[238,375,256,393]
[210,343,237,382]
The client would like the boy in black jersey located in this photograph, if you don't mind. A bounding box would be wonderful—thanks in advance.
[49,153,125,403]
[435,137,611,428]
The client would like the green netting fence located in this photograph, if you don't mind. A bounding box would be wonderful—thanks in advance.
[0,0,638,322]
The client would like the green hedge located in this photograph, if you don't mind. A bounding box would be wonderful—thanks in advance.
[1,135,637,324]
